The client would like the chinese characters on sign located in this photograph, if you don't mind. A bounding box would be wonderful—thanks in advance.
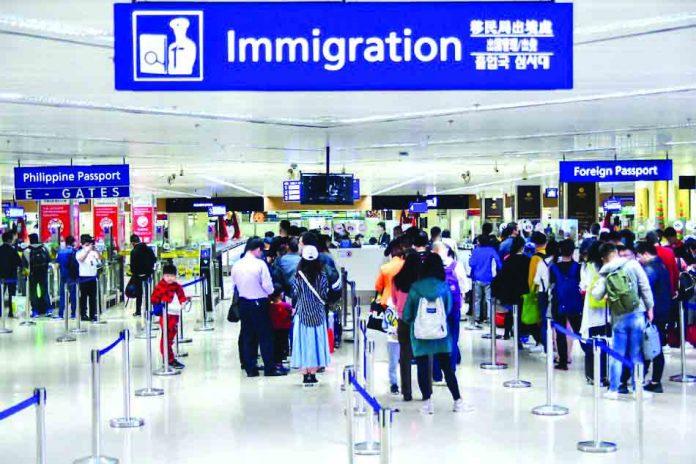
[470,19,554,72]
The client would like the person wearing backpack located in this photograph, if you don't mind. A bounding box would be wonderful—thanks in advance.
[24,233,52,317]
[636,241,672,393]
[592,242,654,399]
[55,236,78,319]
[403,253,470,415]
[549,239,584,370]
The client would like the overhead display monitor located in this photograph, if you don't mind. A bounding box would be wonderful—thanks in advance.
[301,173,354,205]
[208,205,227,216]
[4,207,25,219]
[544,187,559,199]
[679,175,696,190]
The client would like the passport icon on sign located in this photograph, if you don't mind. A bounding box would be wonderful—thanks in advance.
[133,11,203,81]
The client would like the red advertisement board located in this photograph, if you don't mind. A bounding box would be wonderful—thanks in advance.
[131,206,155,244]
[93,205,119,243]
[40,203,71,242]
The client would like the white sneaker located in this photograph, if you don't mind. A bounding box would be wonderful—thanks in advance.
[663,346,672,354]
[633,390,653,400]
[433,380,447,387]
[528,345,544,354]
[421,399,434,415]
[603,391,620,401]
[453,399,475,413]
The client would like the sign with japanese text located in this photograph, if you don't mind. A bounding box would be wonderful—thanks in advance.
[114,2,573,91]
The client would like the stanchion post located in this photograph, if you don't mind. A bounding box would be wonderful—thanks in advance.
[73,350,118,464]
[532,318,568,416]
[135,283,164,396]
[504,304,531,388]
[70,283,87,334]
[110,330,145,428]
[57,282,76,342]
[178,296,192,344]
[20,277,36,326]
[379,408,392,464]
[355,340,380,456]
[93,276,107,325]
[635,362,645,460]
[0,282,12,334]
[194,277,214,332]
[670,302,696,383]
[577,339,617,453]
[481,295,507,370]
[344,366,355,464]
[354,316,367,417]
[35,387,47,464]
[153,303,181,376]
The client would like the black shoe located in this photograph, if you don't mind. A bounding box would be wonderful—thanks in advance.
[644,382,663,393]
[390,384,400,395]
[302,374,311,385]
[265,369,288,377]
[170,360,185,370]
[317,367,326,374]
[308,374,319,384]
[403,394,413,402]
[555,364,568,371]
[133,311,141,317]
[246,371,260,378]
[618,385,630,395]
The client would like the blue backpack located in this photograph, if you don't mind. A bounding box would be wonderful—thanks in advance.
[551,261,583,315]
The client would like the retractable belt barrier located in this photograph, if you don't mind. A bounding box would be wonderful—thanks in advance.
[193,276,214,332]
[670,301,696,383]
[0,388,47,464]
[481,295,507,370]
[503,304,531,388]
[343,365,393,464]
[532,318,645,455]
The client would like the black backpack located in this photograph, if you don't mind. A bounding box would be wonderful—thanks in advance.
[67,250,80,280]
[30,246,50,272]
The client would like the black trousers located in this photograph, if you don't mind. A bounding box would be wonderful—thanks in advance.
[584,324,611,382]
[415,353,461,401]
[239,298,274,375]
[397,320,414,398]
[29,271,50,315]
[554,312,583,367]
[273,329,290,365]
[1,283,17,317]
[79,279,98,321]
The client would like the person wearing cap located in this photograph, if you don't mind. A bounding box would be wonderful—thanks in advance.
[290,243,331,386]
[232,237,287,377]
[76,235,101,322]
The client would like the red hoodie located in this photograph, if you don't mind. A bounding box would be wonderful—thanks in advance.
[655,245,678,297]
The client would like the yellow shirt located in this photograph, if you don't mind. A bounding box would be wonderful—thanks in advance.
[528,246,546,291]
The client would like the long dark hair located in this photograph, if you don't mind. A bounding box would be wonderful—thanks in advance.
[297,257,323,284]
[421,253,446,281]
[394,253,421,293]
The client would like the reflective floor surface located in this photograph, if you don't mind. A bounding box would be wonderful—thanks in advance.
[1,296,695,463]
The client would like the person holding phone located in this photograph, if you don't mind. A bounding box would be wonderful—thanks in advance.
[76,236,101,322]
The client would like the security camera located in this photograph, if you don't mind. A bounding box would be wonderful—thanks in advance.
[494,161,500,174]
[461,171,471,184]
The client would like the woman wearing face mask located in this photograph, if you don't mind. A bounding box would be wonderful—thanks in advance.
[431,242,467,385]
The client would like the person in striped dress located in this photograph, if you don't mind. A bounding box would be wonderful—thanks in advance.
[291,245,331,386]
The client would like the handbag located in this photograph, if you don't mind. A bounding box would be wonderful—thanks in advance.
[642,321,662,361]
[521,292,541,325]
[227,288,240,323]
[152,303,163,317]
[370,293,385,315]
[367,312,387,332]
[125,276,142,299]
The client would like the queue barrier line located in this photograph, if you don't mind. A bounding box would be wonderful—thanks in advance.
[182,278,204,289]
[0,391,39,421]
[551,320,637,370]
[0,388,47,464]
[0,278,18,285]
[349,373,382,414]
[98,333,125,357]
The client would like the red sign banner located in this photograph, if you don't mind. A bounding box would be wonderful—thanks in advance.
[93,205,119,243]
[132,206,155,243]
[40,203,71,242]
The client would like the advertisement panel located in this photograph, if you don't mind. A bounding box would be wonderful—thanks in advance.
[132,206,155,243]
[93,205,120,242]
[39,202,71,242]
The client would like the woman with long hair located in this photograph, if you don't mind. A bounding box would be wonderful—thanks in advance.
[291,244,330,386]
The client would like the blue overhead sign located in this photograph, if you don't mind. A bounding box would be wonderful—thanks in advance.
[14,165,130,200]
[559,160,673,183]
[114,2,573,91]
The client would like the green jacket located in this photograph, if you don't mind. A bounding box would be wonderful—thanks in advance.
[402,277,452,357]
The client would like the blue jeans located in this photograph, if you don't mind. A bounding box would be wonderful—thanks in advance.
[609,311,645,392]
[387,342,399,386]
[473,281,491,322]
[59,277,77,318]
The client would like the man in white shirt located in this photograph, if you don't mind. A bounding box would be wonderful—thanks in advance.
[76,236,101,322]
[232,238,287,378]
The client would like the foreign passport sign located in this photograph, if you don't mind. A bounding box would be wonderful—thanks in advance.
[14,165,130,200]
[113,2,573,91]
[559,160,673,183]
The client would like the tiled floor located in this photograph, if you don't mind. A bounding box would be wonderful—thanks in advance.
[1,299,695,463]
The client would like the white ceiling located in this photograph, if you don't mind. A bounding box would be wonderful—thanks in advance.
[0,0,695,200]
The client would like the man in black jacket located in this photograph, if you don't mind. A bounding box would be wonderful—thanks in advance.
[0,231,23,317]
[129,234,157,316]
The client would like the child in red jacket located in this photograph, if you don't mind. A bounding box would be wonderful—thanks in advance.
[151,264,187,369]
[269,290,293,369]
